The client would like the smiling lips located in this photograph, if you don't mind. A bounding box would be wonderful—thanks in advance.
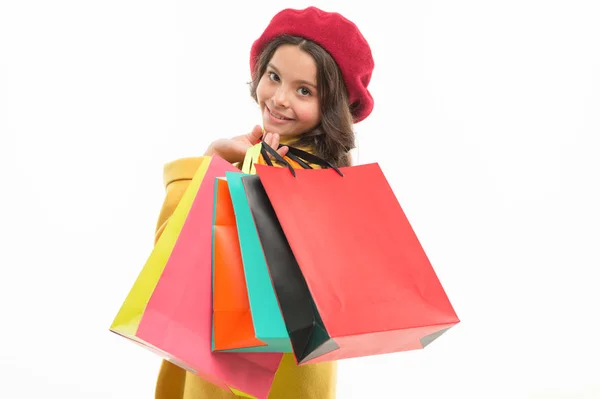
[267,105,294,121]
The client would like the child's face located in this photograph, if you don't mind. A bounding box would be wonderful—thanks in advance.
[256,44,321,139]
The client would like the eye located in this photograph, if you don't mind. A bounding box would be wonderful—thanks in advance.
[268,71,280,82]
[298,87,312,96]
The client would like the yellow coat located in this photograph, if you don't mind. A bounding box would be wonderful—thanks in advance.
[152,156,337,399]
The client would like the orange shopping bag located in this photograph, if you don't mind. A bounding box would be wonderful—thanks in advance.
[211,143,299,353]
[212,177,266,351]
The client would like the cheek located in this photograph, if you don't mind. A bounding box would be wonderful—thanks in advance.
[255,78,270,104]
[294,102,321,124]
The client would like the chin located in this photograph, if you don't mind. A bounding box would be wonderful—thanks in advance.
[262,122,289,137]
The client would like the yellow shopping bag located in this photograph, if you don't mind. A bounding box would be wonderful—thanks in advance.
[110,157,211,338]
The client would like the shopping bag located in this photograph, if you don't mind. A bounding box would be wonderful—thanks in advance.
[212,176,278,352]
[110,155,282,399]
[216,171,292,352]
[242,144,460,365]
[211,143,300,353]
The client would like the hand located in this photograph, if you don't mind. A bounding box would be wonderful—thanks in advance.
[204,125,288,164]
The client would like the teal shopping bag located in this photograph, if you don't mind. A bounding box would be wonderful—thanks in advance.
[212,172,291,353]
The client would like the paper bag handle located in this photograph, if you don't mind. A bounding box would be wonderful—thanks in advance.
[284,146,343,176]
[261,141,344,177]
[260,140,297,177]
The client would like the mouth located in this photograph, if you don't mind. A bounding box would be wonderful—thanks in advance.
[266,105,294,121]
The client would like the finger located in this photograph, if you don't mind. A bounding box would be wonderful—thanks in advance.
[248,125,263,144]
[271,133,280,150]
[277,145,289,157]
[264,132,272,146]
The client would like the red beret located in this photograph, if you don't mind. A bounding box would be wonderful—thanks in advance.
[250,6,375,123]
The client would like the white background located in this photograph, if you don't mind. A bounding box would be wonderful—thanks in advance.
[1,0,599,398]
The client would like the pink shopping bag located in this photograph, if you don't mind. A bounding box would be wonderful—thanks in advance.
[112,155,282,398]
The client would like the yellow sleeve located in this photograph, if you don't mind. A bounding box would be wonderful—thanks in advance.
[152,149,319,243]
[154,157,204,244]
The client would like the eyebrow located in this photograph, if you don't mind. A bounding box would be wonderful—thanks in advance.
[268,63,317,89]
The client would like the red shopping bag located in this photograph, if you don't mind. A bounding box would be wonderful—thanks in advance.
[244,145,459,365]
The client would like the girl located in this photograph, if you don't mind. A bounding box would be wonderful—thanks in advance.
[153,6,375,399]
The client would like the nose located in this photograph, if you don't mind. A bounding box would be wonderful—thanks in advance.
[273,85,290,108]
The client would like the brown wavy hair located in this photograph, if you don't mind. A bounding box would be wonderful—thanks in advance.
[249,35,356,167]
